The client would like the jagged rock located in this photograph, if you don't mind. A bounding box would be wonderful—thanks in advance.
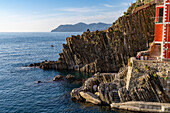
[79,92,101,105]
[53,75,64,81]
[70,87,85,101]
[69,72,124,105]
[95,92,100,97]
[71,59,170,105]
[118,70,170,103]
[96,73,117,83]
[66,74,75,80]
[36,81,41,84]
[29,63,41,67]
[98,82,119,104]
[93,85,98,92]
[82,77,99,93]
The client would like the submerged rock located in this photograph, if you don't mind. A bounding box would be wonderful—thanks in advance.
[29,63,41,67]
[36,81,41,84]
[66,74,75,80]
[53,75,64,81]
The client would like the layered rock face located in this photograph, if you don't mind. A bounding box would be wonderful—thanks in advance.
[70,71,127,105]
[37,2,156,73]
[118,60,170,103]
[70,60,170,105]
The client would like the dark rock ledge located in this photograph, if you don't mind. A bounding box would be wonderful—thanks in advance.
[70,59,170,105]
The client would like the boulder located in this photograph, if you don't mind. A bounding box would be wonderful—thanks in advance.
[66,74,75,80]
[79,92,101,105]
[70,87,84,101]
[37,81,41,84]
[98,82,120,104]
[29,64,34,67]
[53,75,64,81]
[29,63,41,67]
[93,85,98,92]
[95,92,100,97]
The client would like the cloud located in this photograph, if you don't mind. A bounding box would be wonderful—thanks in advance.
[0,3,130,32]
[0,9,125,32]
[55,7,101,13]
[104,4,115,8]
[121,2,132,7]
[104,2,133,8]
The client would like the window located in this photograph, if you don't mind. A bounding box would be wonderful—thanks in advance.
[159,8,163,22]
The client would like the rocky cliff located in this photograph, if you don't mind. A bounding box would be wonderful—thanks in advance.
[70,59,170,105]
[37,1,156,73]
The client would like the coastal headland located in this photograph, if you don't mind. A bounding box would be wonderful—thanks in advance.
[29,0,170,112]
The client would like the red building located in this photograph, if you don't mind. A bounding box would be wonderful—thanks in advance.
[154,0,170,60]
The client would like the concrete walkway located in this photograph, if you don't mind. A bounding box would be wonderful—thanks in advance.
[111,101,170,113]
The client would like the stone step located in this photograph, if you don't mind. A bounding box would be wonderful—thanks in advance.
[113,92,120,102]
[167,79,170,95]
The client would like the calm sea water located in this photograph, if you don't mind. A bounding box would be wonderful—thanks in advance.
[0,32,118,113]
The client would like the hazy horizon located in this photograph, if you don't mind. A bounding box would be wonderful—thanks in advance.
[0,0,136,32]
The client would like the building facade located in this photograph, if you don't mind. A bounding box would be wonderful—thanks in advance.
[155,0,170,60]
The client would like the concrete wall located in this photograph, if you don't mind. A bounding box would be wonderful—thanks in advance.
[133,60,170,72]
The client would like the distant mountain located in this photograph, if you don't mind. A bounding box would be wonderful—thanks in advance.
[51,22,112,32]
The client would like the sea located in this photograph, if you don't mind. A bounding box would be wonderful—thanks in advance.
[0,32,122,113]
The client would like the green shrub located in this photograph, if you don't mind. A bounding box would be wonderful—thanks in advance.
[91,41,95,44]
[164,76,168,81]
[135,68,139,73]
[114,29,119,32]
[153,74,157,78]
[145,65,149,70]
[124,12,129,16]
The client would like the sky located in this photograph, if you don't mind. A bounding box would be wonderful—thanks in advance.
[0,0,136,32]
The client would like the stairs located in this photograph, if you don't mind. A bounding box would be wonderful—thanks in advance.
[113,90,120,103]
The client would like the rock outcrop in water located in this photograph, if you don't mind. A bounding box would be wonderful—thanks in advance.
[33,1,156,73]
[70,59,170,105]
[53,75,64,81]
